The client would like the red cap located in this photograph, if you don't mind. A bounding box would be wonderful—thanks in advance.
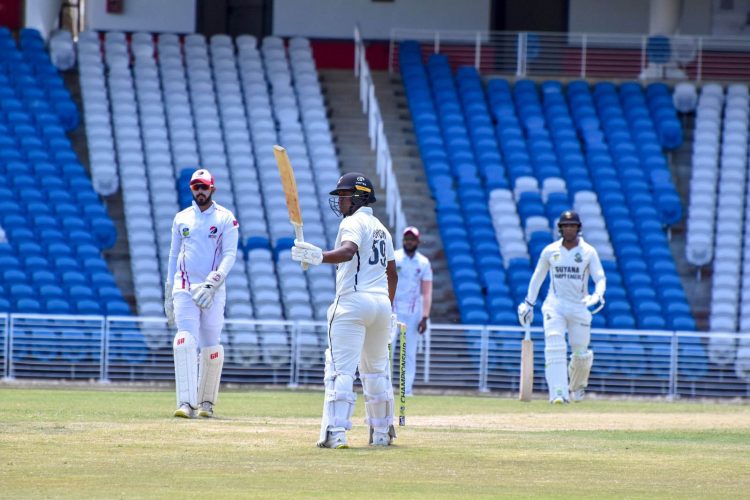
[403,226,420,238]
[190,169,214,187]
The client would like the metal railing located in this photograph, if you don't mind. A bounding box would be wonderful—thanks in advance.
[388,28,750,82]
[354,25,407,238]
[1,314,749,399]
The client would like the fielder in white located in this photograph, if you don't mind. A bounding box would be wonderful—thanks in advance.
[164,169,239,418]
[517,210,606,404]
[291,172,399,449]
[393,226,432,396]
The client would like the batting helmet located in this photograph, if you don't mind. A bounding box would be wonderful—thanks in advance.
[557,210,582,235]
[328,172,376,217]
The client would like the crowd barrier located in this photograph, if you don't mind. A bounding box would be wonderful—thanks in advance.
[2,314,748,398]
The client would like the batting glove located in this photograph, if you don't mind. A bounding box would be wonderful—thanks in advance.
[390,313,399,335]
[191,271,225,309]
[164,282,175,326]
[291,239,323,266]
[582,293,605,314]
[517,299,534,326]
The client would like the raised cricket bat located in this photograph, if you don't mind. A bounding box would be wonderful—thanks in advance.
[398,321,407,426]
[273,145,307,270]
[519,323,534,402]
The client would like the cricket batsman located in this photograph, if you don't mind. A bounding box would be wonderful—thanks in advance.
[290,172,399,448]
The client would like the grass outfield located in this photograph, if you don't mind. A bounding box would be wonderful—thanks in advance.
[1,387,749,498]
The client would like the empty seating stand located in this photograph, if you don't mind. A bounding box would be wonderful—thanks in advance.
[0,27,124,316]
[79,32,338,326]
[399,41,694,331]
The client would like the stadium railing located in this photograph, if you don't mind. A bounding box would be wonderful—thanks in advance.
[388,29,750,82]
[354,25,407,237]
[1,314,748,398]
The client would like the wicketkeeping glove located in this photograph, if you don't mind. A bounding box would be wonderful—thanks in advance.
[164,282,175,326]
[582,293,605,314]
[291,239,323,266]
[517,299,534,326]
[191,271,225,309]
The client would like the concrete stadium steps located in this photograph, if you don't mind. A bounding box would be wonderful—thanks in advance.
[67,71,136,310]
[321,69,457,322]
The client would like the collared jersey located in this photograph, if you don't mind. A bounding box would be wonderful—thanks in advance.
[334,206,395,296]
[394,248,432,315]
[526,237,606,305]
[169,201,239,292]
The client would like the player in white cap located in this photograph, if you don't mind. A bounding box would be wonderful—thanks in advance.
[164,169,239,418]
[291,172,399,448]
[393,226,432,396]
[517,210,606,404]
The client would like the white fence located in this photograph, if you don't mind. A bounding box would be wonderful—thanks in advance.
[388,29,750,82]
[354,25,407,238]
[2,314,749,398]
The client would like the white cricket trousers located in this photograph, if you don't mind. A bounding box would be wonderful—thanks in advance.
[327,292,392,379]
[541,297,592,400]
[391,311,421,394]
[173,290,227,348]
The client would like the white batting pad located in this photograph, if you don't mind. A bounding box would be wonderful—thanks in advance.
[317,358,357,446]
[361,371,394,434]
[173,331,198,408]
[198,345,224,405]
[544,333,569,401]
[568,349,594,392]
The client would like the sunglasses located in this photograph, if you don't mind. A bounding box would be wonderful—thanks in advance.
[190,183,211,191]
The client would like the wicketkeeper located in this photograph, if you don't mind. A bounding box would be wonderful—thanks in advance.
[517,210,606,404]
[291,172,399,448]
[164,169,239,418]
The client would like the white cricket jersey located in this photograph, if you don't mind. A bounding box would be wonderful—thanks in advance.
[526,237,606,305]
[168,201,239,292]
[394,248,432,315]
[334,206,395,297]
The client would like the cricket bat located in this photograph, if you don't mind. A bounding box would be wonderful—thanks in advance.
[398,321,407,426]
[519,323,534,402]
[273,145,307,270]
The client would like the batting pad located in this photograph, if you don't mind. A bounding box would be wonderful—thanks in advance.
[568,349,594,392]
[544,333,569,401]
[198,345,224,405]
[318,368,357,445]
[361,371,394,433]
[173,331,198,408]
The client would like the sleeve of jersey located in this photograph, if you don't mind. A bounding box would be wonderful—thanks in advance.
[422,258,433,281]
[525,247,551,305]
[215,215,240,277]
[385,231,396,261]
[339,217,363,249]
[166,216,180,285]
[589,248,607,298]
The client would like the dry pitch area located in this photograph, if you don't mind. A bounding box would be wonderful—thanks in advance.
[1,386,749,498]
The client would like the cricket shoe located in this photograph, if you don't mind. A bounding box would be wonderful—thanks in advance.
[197,402,214,418]
[571,388,585,402]
[174,403,194,418]
[369,426,396,446]
[317,431,349,449]
[550,396,569,405]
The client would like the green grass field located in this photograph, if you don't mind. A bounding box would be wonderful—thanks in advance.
[1,386,749,498]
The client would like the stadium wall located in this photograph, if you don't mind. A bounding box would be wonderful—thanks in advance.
[85,0,197,33]
[273,0,490,39]
[569,0,712,35]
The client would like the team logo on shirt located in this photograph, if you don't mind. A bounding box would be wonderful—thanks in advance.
[552,253,560,261]
[574,253,582,263]
[181,226,190,237]
[209,226,218,238]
